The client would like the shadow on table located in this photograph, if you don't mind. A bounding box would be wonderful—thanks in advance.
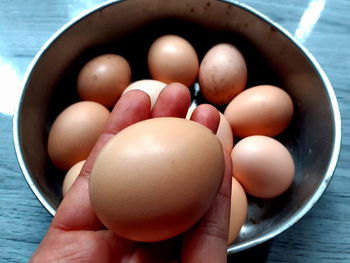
[228,242,271,262]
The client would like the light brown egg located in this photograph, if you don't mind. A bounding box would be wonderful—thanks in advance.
[122,79,167,108]
[199,43,247,105]
[62,160,85,197]
[217,113,234,152]
[48,101,109,170]
[228,177,248,244]
[231,135,295,198]
[224,85,294,138]
[77,54,131,108]
[90,117,225,242]
[148,35,199,87]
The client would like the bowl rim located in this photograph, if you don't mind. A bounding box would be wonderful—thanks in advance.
[12,0,342,254]
[223,0,341,253]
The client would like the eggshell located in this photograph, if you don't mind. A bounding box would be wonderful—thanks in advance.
[48,101,110,170]
[62,160,85,197]
[90,117,225,242]
[199,43,247,105]
[224,85,294,137]
[122,79,167,108]
[148,35,199,87]
[228,177,248,244]
[77,54,131,108]
[231,135,295,198]
[217,113,234,152]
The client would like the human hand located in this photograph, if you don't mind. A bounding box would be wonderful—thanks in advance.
[30,83,232,263]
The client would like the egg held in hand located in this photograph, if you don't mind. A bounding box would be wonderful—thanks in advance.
[89,117,225,242]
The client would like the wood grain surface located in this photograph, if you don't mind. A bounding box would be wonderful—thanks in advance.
[0,0,349,262]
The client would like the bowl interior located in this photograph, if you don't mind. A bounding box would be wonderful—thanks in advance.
[14,0,339,253]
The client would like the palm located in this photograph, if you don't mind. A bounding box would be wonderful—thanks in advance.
[31,83,232,263]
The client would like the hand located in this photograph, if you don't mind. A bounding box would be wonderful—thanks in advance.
[30,83,232,263]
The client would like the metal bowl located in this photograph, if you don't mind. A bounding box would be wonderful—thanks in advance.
[13,0,341,254]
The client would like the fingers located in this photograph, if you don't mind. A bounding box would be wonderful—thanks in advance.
[51,90,151,231]
[190,104,220,134]
[181,150,232,263]
[151,82,191,118]
[151,83,220,134]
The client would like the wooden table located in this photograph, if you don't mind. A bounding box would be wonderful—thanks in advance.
[1,0,349,262]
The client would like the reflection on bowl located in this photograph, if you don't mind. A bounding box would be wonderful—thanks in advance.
[13,0,341,254]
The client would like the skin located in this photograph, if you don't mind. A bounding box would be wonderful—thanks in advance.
[30,82,232,263]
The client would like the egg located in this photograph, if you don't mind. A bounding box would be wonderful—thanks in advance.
[228,177,248,244]
[148,35,199,87]
[122,79,167,108]
[62,160,85,197]
[48,101,110,170]
[199,43,247,105]
[89,117,225,242]
[224,85,294,137]
[231,135,295,198]
[217,112,234,152]
[77,54,131,108]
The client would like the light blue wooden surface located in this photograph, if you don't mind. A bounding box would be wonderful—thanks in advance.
[0,0,349,262]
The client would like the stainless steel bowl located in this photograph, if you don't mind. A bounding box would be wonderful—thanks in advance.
[13,0,341,254]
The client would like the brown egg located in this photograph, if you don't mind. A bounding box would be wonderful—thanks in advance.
[228,177,248,244]
[77,54,131,108]
[90,117,224,242]
[231,135,295,198]
[62,160,85,197]
[122,79,167,108]
[217,112,234,152]
[199,43,247,105]
[48,101,110,170]
[148,35,199,87]
[224,85,294,138]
